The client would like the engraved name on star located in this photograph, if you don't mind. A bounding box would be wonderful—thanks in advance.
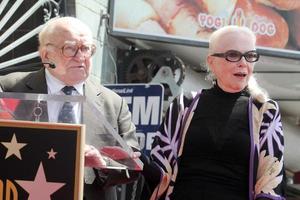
[47,148,57,159]
[15,162,66,200]
[1,133,27,159]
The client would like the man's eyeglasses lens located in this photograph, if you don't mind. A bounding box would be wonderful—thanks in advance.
[211,50,259,62]
[62,44,96,57]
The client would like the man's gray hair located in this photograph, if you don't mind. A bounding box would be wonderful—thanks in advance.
[38,16,93,48]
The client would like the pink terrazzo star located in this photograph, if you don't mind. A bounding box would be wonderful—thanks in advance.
[15,162,65,200]
[47,148,57,159]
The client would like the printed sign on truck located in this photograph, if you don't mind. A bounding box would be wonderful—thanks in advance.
[110,0,300,58]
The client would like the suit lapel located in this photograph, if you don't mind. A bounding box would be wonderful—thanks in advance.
[84,77,104,111]
[25,69,48,121]
[83,78,106,144]
[25,68,48,94]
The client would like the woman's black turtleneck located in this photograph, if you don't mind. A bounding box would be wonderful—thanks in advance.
[172,84,251,200]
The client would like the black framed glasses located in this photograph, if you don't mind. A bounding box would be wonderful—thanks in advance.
[210,50,260,63]
[47,42,96,58]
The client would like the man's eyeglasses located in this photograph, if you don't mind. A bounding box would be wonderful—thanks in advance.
[210,50,259,63]
[47,43,96,58]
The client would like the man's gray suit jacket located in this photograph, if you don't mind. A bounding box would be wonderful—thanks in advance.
[0,68,140,200]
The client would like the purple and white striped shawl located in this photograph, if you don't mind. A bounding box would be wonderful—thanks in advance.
[149,90,285,200]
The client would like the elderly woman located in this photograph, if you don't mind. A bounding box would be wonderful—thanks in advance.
[142,25,285,200]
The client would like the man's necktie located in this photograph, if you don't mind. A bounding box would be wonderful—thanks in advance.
[58,86,76,123]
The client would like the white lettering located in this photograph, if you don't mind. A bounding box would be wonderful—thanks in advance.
[136,132,145,149]
[198,13,225,29]
[136,132,157,151]
[146,132,157,150]
[250,17,276,36]
[123,96,132,105]
[132,96,160,125]
[110,88,134,94]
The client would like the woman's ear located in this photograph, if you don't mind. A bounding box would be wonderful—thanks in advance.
[206,55,213,67]
[206,55,214,72]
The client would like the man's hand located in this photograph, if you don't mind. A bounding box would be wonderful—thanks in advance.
[100,146,140,160]
[100,146,143,171]
[84,145,106,168]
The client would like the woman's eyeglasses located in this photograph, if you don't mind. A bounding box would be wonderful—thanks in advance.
[210,50,260,63]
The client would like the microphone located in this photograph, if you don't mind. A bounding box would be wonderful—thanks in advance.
[42,62,56,69]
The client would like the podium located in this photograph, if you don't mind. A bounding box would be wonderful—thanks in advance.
[0,92,143,200]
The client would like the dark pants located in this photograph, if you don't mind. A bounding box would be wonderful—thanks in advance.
[84,183,117,200]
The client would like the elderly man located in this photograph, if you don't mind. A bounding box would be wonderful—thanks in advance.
[0,16,140,200]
